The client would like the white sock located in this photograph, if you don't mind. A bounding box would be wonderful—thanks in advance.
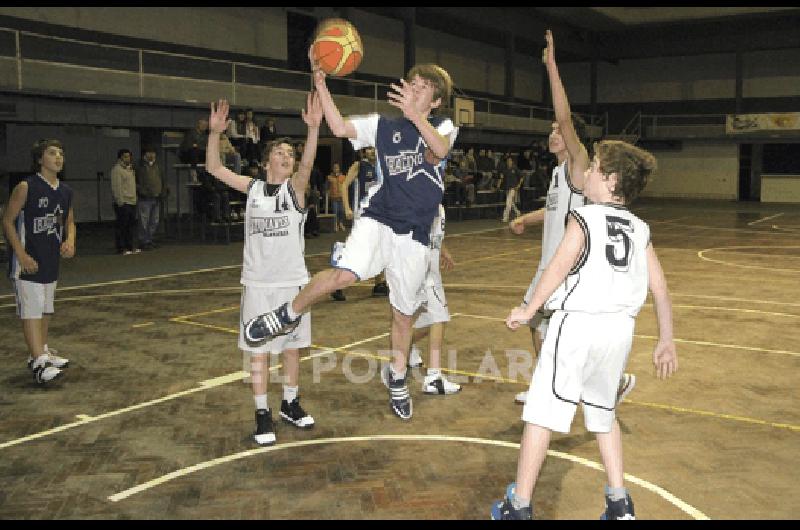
[254,394,268,411]
[283,385,298,403]
[390,364,407,381]
[31,354,48,369]
[285,303,299,321]
[426,368,441,378]
[44,344,50,354]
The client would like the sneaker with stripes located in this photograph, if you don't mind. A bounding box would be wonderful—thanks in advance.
[381,364,412,420]
[616,373,636,404]
[243,302,300,346]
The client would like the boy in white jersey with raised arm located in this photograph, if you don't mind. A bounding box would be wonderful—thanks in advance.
[510,30,635,406]
[244,47,457,421]
[206,94,322,446]
[407,204,460,395]
[491,140,678,520]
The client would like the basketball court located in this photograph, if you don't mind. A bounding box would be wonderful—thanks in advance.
[0,199,798,519]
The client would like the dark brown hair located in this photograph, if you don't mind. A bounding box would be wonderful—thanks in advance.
[31,139,63,172]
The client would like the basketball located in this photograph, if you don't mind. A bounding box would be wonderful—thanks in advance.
[311,18,363,77]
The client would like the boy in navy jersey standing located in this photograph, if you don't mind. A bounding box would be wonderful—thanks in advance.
[245,48,458,421]
[2,139,76,384]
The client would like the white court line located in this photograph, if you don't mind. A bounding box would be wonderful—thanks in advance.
[0,332,389,451]
[748,213,784,226]
[106,434,709,520]
[0,226,510,301]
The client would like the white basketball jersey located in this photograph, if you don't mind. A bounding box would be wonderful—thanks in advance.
[545,204,650,317]
[427,204,446,285]
[540,160,585,270]
[240,179,309,288]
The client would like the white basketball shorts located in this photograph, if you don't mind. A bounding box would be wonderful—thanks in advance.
[333,217,429,316]
[13,280,56,319]
[522,311,634,434]
[239,284,311,355]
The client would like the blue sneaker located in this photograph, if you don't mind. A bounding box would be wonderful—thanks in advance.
[491,483,532,520]
[600,494,635,520]
[243,302,300,346]
[382,364,412,420]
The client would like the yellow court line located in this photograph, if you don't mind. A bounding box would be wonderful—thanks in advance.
[698,246,800,273]
[105,434,709,520]
[0,333,390,451]
[647,304,800,319]
[132,322,155,329]
[624,399,799,432]
[634,334,800,357]
[455,311,800,358]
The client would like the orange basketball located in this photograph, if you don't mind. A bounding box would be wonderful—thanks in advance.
[311,18,363,77]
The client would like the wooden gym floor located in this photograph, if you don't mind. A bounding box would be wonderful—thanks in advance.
[0,198,798,520]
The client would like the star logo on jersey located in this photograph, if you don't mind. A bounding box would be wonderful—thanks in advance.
[33,204,64,241]
[384,137,444,190]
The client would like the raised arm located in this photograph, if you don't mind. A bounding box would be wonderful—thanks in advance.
[506,214,585,329]
[646,243,678,379]
[291,90,323,206]
[544,29,589,189]
[342,160,359,219]
[206,100,251,194]
[310,47,357,139]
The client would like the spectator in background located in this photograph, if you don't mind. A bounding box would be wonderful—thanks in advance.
[219,132,242,175]
[260,117,278,154]
[135,147,164,250]
[454,157,476,205]
[111,149,139,255]
[305,185,321,238]
[243,109,260,164]
[327,163,346,232]
[500,155,523,223]
[464,147,478,175]
[227,109,247,158]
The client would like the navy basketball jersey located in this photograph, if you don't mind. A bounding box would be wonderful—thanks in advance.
[353,158,378,215]
[8,174,73,283]
[350,114,457,246]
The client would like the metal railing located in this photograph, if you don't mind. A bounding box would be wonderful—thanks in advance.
[0,26,602,133]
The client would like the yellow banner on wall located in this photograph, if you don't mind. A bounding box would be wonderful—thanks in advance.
[726,113,800,134]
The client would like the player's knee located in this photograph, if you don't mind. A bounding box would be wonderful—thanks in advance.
[331,268,357,289]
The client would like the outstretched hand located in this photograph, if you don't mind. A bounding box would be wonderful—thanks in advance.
[308,45,326,85]
[302,90,323,128]
[209,99,231,134]
[387,78,421,122]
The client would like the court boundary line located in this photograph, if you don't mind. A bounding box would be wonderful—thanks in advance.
[105,434,710,520]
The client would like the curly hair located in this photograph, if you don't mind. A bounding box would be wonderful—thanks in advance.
[593,140,657,204]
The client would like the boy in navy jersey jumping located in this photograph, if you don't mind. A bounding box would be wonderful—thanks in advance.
[245,47,458,421]
[2,139,76,384]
